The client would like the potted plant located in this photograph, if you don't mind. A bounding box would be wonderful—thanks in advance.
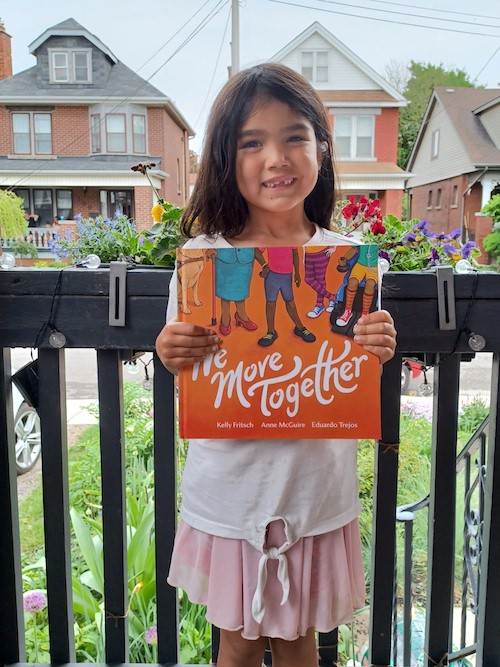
[11,239,39,267]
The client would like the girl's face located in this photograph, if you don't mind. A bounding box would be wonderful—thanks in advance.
[235,98,322,222]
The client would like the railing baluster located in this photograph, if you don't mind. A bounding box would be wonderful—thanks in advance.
[370,353,401,666]
[476,352,500,666]
[0,348,25,664]
[38,347,75,663]
[424,352,460,666]
[97,349,128,662]
[153,355,179,664]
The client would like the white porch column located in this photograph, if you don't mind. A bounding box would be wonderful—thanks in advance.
[480,172,500,209]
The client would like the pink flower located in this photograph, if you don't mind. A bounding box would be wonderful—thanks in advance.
[23,591,47,613]
[145,625,158,645]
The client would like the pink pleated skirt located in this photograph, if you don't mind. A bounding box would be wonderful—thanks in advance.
[167,518,366,641]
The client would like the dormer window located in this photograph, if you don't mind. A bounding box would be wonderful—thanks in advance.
[49,49,92,84]
[301,51,329,84]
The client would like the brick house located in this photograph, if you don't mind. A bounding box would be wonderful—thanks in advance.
[272,22,409,218]
[406,87,500,261]
[0,18,193,240]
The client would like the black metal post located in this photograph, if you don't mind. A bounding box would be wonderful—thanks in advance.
[0,348,25,664]
[38,347,75,663]
[97,349,128,662]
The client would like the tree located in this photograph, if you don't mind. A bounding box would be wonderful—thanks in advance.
[384,58,410,94]
[0,189,27,256]
[398,62,481,169]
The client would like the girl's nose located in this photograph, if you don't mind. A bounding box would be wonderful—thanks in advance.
[265,143,290,168]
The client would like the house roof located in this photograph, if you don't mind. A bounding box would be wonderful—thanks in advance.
[337,161,408,176]
[317,90,398,104]
[0,18,194,135]
[0,155,164,172]
[408,87,500,170]
[29,18,117,63]
[271,21,407,106]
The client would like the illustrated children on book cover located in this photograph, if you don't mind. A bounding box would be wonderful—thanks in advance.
[177,244,381,440]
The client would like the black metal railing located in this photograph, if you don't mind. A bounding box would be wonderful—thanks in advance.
[1,268,500,667]
[394,415,489,667]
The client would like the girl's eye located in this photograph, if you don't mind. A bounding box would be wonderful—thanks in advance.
[287,135,305,143]
[240,139,261,149]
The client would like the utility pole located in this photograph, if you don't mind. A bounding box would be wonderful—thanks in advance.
[230,0,240,77]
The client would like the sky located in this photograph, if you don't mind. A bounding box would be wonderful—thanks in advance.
[3,0,500,152]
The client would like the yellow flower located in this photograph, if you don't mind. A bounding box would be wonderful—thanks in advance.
[133,582,144,593]
[151,203,164,222]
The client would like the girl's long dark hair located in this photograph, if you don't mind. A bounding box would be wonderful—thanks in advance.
[182,63,337,239]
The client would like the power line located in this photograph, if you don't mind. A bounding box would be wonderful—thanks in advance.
[358,0,500,22]
[147,0,229,81]
[473,42,500,82]
[135,0,215,74]
[268,0,500,37]
[193,4,232,131]
[313,0,500,29]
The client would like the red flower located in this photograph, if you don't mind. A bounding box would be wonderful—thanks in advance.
[370,220,386,235]
[341,202,359,220]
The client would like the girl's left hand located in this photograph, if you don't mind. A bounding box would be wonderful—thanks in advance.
[353,309,396,365]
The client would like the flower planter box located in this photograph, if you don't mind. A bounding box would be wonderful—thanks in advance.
[0,268,499,352]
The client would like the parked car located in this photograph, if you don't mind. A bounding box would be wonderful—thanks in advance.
[12,372,41,474]
[401,358,424,394]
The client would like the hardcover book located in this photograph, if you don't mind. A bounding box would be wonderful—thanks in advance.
[177,244,381,439]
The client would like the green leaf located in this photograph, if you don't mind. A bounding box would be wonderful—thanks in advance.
[70,508,104,595]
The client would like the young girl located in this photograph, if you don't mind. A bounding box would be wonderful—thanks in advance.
[155,63,396,667]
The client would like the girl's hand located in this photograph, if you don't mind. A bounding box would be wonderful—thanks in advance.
[353,310,396,365]
[155,318,221,375]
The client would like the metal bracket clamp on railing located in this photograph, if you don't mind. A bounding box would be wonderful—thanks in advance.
[108,260,128,327]
[436,265,456,331]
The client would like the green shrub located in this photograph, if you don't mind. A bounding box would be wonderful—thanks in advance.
[11,239,39,258]
[483,230,500,258]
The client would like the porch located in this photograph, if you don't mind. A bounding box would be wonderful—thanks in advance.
[0,267,499,666]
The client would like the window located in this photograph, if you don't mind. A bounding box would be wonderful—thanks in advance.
[14,188,72,224]
[90,105,147,155]
[431,129,440,158]
[427,190,433,208]
[451,185,458,207]
[436,188,442,208]
[33,189,53,225]
[49,49,91,84]
[12,112,52,155]
[132,115,146,153]
[91,114,101,153]
[106,114,126,152]
[301,51,329,83]
[56,190,73,220]
[334,115,374,159]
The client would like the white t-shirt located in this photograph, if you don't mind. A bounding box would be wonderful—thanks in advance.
[166,224,363,554]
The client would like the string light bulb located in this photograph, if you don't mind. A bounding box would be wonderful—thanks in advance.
[378,257,390,274]
[80,254,101,269]
[0,253,16,269]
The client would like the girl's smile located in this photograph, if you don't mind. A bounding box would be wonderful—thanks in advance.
[235,99,322,225]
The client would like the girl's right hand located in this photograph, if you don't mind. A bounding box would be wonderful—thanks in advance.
[155,318,221,375]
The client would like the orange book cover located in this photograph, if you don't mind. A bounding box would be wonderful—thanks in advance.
[177,244,381,439]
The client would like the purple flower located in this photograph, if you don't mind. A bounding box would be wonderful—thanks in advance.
[430,248,440,261]
[378,250,390,261]
[415,219,429,231]
[449,228,461,239]
[461,241,476,258]
[145,625,157,645]
[403,233,416,242]
[433,232,447,241]
[139,237,146,246]
[23,591,47,613]
[443,243,457,257]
